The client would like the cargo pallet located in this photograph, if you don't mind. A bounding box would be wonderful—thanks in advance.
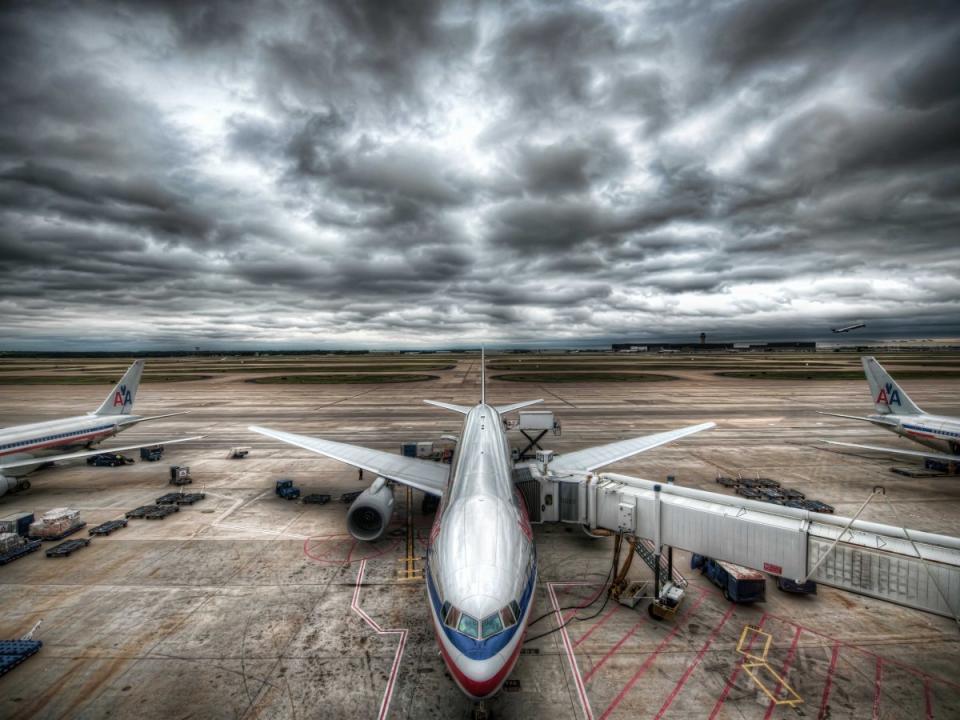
[0,540,42,565]
[0,640,42,677]
[46,538,91,558]
[302,494,331,505]
[144,505,179,520]
[88,519,129,536]
[155,492,205,506]
[29,522,87,542]
[125,505,156,519]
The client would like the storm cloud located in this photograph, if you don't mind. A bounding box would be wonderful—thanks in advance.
[1,0,959,349]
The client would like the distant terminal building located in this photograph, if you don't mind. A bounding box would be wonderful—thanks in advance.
[612,341,816,352]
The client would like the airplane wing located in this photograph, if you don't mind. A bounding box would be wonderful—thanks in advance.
[550,422,716,474]
[116,411,190,427]
[819,440,960,464]
[0,435,206,471]
[249,425,449,497]
[817,411,897,426]
[495,399,544,414]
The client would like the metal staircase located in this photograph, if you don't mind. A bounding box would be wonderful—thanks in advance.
[635,537,688,588]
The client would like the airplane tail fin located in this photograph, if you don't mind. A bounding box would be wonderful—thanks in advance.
[862,356,921,415]
[93,360,144,416]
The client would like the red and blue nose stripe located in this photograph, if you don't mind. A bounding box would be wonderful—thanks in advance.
[425,561,536,697]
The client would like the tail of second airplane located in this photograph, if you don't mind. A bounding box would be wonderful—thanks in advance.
[93,360,144,416]
[862,356,922,415]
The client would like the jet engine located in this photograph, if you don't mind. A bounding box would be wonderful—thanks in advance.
[347,476,395,542]
[0,476,17,497]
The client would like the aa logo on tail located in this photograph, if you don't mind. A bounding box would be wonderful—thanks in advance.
[876,382,901,406]
[113,384,133,409]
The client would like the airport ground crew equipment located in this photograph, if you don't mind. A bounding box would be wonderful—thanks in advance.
[88,519,128,536]
[692,554,766,602]
[302,493,331,504]
[139,445,164,461]
[156,492,205,505]
[0,639,42,677]
[275,479,300,500]
[169,465,192,485]
[0,533,41,565]
[28,508,85,541]
[227,446,250,459]
[0,511,34,536]
[45,538,90,557]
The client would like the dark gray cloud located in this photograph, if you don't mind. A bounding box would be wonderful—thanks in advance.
[1,0,960,349]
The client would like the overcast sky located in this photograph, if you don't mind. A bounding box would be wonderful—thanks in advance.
[1,1,959,350]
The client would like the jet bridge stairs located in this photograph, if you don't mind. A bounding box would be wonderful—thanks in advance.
[514,464,960,620]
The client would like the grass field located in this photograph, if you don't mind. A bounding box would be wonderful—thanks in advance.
[716,370,960,380]
[491,372,677,383]
[247,374,439,384]
[0,374,211,384]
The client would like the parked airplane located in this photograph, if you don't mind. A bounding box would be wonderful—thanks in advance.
[831,321,866,333]
[819,356,960,463]
[250,352,714,698]
[0,360,203,495]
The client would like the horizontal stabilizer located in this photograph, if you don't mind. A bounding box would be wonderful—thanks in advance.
[424,400,472,415]
[0,435,206,472]
[249,425,449,496]
[817,411,897,426]
[117,411,190,427]
[495,399,543,414]
[550,421,716,473]
[819,440,960,464]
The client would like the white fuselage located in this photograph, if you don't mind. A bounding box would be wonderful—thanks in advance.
[871,412,960,456]
[0,414,137,475]
[426,404,536,699]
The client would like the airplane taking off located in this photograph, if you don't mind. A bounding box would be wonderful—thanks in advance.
[250,351,714,698]
[831,321,866,333]
[820,356,960,464]
[0,359,203,495]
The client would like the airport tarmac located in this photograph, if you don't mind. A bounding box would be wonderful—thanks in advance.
[0,353,959,719]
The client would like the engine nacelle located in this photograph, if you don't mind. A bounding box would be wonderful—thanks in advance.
[347,477,395,542]
[0,476,16,497]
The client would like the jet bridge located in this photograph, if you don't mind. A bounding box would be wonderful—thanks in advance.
[522,465,960,619]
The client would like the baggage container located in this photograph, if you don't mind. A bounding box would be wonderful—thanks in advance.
[416,441,433,458]
[401,442,418,458]
[0,512,34,537]
[692,554,766,603]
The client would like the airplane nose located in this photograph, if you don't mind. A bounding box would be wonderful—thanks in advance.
[448,653,512,699]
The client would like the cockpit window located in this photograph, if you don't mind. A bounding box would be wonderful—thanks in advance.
[457,613,479,638]
[445,607,461,630]
[510,600,521,621]
[441,601,451,622]
[481,613,504,638]
[500,604,516,628]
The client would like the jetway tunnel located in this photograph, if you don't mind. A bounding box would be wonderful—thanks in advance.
[516,466,960,619]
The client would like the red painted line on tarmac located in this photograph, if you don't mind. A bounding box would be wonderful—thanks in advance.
[597,591,708,720]
[350,559,408,720]
[817,641,842,720]
[766,612,960,691]
[582,614,649,684]
[708,613,768,720]
[873,657,883,720]
[763,625,803,719]
[924,678,934,720]
[653,603,736,720]
[548,582,594,720]
[573,604,622,649]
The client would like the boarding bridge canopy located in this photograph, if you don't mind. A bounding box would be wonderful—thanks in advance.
[523,467,960,619]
